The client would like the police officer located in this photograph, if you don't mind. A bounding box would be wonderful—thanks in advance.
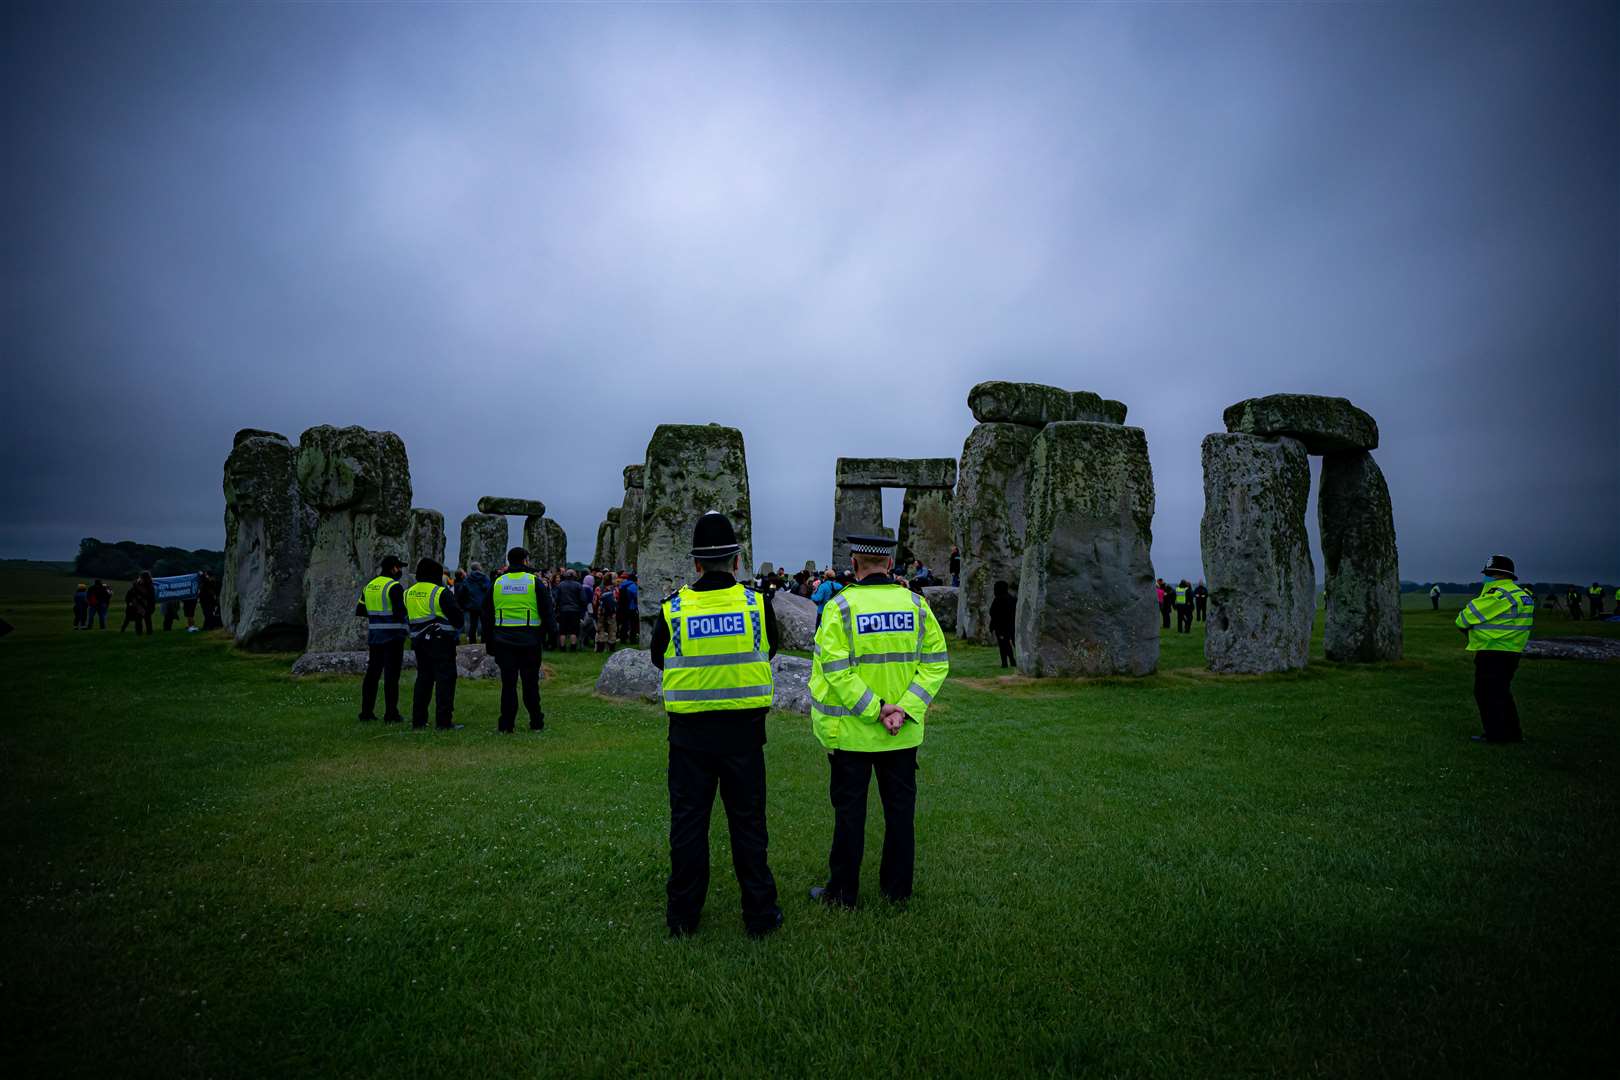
[1455,554,1534,744]
[405,558,465,731]
[354,554,408,723]
[487,546,555,734]
[650,512,783,938]
[1589,582,1605,619]
[1174,579,1193,633]
[809,534,950,908]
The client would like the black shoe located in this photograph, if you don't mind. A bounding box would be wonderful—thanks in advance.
[746,909,785,939]
[529,713,545,732]
[498,727,514,735]
[411,722,428,730]
[667,922,699,939]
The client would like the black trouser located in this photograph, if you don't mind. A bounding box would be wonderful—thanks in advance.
[1592,596,1605,618]
[494,644,543,731]
[1176,604,1193,632]
[1473,651,1522,742]
[122,611,152,634]
[1431,596,1440,611]
[996,632,1014,668]
[1195,597,1206,621]
[411,638,458,728]
[666,744,780,934]
[361,638,405,719]
[1160,603,1172,629]
[825,746,918,905]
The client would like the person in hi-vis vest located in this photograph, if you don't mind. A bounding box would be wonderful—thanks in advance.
[405,558,465,731]
[650,512,783,939]
[809,533,949,908]
[354,554,408,723]
[1456,554,1534,744]
[486,546,555,733]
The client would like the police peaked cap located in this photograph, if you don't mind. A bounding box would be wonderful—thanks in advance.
[690,511,741,559]
[846,534,897,556]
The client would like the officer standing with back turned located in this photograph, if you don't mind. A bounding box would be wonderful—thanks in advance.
[809,534,950,908]
[1455,554,1534,744]
[650,512,783,939]
[487,546,555,734]
[405,557,465,731]
[355,554,409,723]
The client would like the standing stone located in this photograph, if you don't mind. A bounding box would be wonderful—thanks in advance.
[406,508,446,570]
[638,423,753,631]
[618,465,645,570]
[593,518,614,569]
[222,429,314,651]
[831,485,888,567]
[296,426,414,654]
[953,422,1038,643]
[804,559,818,576]
[460,513,508,576]
[545,518,567,568]
[1015,422,1158,677]
[898,487,954,578]
[1319,451,1402,662]
[1200,434,1315,674]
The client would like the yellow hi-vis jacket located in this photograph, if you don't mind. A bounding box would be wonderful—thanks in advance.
[1175,585,1189,605]
[360,576,407,639]
[810,578,949,752]
[405,582,455,640]
[492,572,542,625]
[1455,578,1534,652]
[659,584,773,713]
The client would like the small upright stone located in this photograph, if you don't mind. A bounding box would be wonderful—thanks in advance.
[460,513,508,574]
[1015,422,1158,677]
[1200,434,1315,673]
[1319,451,1402,662]
[1222,394,1378,453]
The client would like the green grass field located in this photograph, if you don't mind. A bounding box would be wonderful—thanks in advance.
[2,569,1616,1077]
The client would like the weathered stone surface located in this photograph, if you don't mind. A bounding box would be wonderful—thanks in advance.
[617,486,643,569]
[953,422,1039,643]
[1222,394,1378,453]
[1524,636,1620,661]
[605,507,622,525]
[592,649,813,713]
[638,424,753,628]
[623,464,644,489]
[592,518,615,569]
[772,590,817,650]
[223,432,314,651]
[523,515,557,568]
[836,457,957,489]
[291,643,511,680]
[967,381,1128,427]
[803,560,818,576]
[759,562,774,576]
[297,427,413,653]
[922,586,959,635]
[898,487,954,577]
[460,513,508,574]
[831,485,890,568]
[406,508,445,570]
[233,427,283,446]
[477,496,546,517]
[1201,434,1315,673]
[1015,422,1158,677]
[1319,451,1402,662]
[545,519,567,567]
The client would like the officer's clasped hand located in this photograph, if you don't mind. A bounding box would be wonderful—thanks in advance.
[879,703,908,735]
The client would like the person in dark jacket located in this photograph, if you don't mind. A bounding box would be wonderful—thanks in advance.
[989,580,1017,668]
[1157,578,1173,630]
[487,546,555,733]
[121,572,156,635]
[73,584,88,629]
[650,513,783,938]
[554,569,589,651]
[406,558,465,730]
[86,579,112,629]
[354,554,409,723]
[949,546,961,587]
[1194,581,1208,622]
[462,564,492,644]
[198,571,223,630]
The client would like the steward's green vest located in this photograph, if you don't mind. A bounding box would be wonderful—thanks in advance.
[1175,585,1189,604]
[659,584,773,713]
[492,572,542,625]
[1591,585,1604,598]
[405,582,455,640]
[1455,579,1534,652]
[360,575,406,639]
[809,579,950,752]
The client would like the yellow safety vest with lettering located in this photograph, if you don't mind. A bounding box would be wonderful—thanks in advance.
[809,579,950,752]
[659,584,773,713]
[404,582,454,639]
[1175,585,1189,604]
[492,572,542,625]
[360,575,406,639]
[1454,579,1534,652]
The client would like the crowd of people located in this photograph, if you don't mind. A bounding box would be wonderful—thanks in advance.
[71,570,222,635]
[447,562,640,653]
[1155,578,1208,632]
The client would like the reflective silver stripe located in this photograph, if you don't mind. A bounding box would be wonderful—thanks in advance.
[910,591,926,657]
[811,688,875,717]
[367,621,407,630]
[663,651,767,669]
[855,651,918,666]
[1473,622,1532,630]
[905,681,933,705]
[1465,601,1486,622]
[819,657,854,673]
[834,592,853,642]
[662,685,773,702]
[918,651,950,663]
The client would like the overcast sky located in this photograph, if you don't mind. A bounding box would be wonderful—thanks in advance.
[3,1,1615,583]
